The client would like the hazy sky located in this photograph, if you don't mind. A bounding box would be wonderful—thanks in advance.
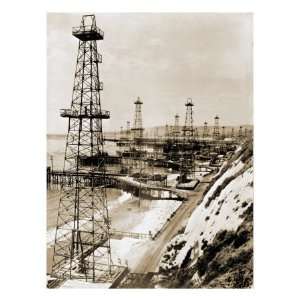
[47,13,253,134]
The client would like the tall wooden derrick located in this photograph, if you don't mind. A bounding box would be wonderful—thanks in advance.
[132,97,144,140]
[238,126,243,139]
[51,15,112,282]
[173,114,180,140]
[180,98,195,179]
[231,127,235,139]
[213,115,220,140]
[221,126,226,139]
[182,98,194,141]
[203,121,209,138]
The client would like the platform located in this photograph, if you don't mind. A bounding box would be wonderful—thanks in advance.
[60,108,110,119]
[72,25,104,41]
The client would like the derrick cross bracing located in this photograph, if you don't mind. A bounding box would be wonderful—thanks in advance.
[213,115,220,140]
[132,97,144,140]
[51,15,112,283]
[182,98,194,140]
[238,126,243,138]
[221,126,226,140]
[130,97,145,170]
[203,121,209,138]
[173,114,180,139]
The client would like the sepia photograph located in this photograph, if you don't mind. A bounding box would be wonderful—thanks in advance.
[47,13,253,288]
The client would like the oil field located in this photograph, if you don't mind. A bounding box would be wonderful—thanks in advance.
[47,14,253,288]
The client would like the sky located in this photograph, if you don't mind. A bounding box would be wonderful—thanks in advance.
[47,13,253,134]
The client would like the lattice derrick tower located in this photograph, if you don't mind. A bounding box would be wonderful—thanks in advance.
[249,128,253,138]
[130,97,144,172]
[231,127,235,139]
[173,114,180,139]
[203,121,209,138]
[126,121,131,140]
[183,98,194,140]
[238,126,243,138]
[132,97,144,140]
[123,121,133,173]
[179,150,195,181]
[194,127,199,139]
[213,115,220,140]
[165,124,170,139]
[221,126,226,139]
[120,126,124,139]
[51,15,112,282]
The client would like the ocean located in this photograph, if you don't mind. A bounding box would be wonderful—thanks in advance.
[47,134,118,170]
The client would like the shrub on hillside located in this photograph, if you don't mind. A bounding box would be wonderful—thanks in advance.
[205,175,236,208]
[239,202,253,219]
[195,228,251,283]
[240,142,253,163]
[233,230,249,248]
[174,240,186,251]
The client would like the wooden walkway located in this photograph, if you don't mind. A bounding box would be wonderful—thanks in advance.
[115,176,187,200]
[48,229,151,248]
[110,229,151,240]
[47,168,186,201]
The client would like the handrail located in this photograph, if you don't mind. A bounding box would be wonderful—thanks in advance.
[60,108,110,118]
[72,25,104,37]
[110,229,151,239]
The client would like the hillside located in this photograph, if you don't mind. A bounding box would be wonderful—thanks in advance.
[155,142,253,288]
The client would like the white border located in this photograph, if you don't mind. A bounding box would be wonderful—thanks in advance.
[1,0,299,299]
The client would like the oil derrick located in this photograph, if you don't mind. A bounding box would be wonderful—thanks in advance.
[238,126,243,139]
[231,127,235,139]
[132,97,144,140]
[123,121,132,174]
[244,127,248,138]
[213,115,220,140]
[221,126,226,139]
[119,121,132,175]
[203,121,209,138]
[130,97,145,173]
[154,127,159,139]
[165,124,170,139]
[173,114,180,139]
[183,98,194,140]
[180,98,195,179]
[249,128,253,138]
[194,127,199,139]
[120,126,124,139]
[126,121,131,140]
[51,15,112,282]
[179,151,195,182]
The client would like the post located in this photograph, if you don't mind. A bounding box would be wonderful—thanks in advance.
[50,155,54,171]
[138,167,145,209]
[139,172,142,209]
